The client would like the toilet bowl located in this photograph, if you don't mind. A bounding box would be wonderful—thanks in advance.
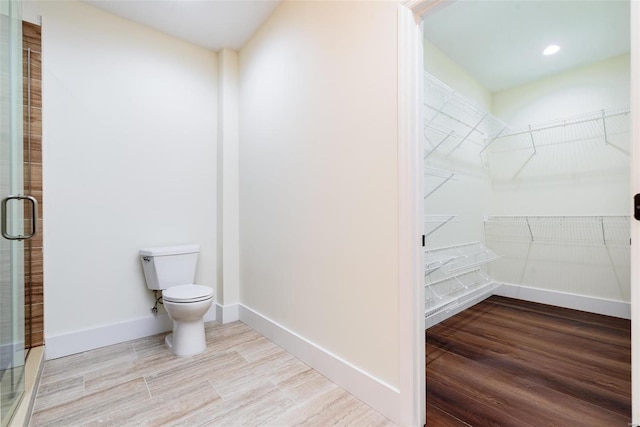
[162,284,214,356]
[139,245,215,356]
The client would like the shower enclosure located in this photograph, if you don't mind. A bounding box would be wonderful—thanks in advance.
[0,0,25,425]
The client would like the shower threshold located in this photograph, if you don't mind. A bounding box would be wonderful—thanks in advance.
[7,346,44,427]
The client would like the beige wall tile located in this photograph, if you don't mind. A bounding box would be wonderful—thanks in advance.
[23,20,44,350]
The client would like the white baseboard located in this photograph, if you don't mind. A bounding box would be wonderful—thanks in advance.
[46,304,218,360]
[238,304,400,424]
[494,283,631,319]
[216,303,223,323]
[216,303,240,324]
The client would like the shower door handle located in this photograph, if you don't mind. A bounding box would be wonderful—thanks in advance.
[1,195,38,241]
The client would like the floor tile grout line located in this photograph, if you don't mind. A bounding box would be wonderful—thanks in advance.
[32,321,396,426]
[143,376,152,399]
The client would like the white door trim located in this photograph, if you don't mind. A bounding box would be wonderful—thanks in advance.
[397,1,429,425]
[630,1,639,424]
[398,2,449,424]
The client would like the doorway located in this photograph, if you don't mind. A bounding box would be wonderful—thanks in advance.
[421,0,632,424]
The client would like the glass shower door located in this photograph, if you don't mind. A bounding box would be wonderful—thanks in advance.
[0,0,24,425]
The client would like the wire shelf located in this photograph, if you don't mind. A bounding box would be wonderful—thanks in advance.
[425,269,494,308]
[484,106,630,154]
[425,242,499,279]
[424,71,629,160]
[423,72,507,156]
[425,280,500,322]
[425,253,463,276]
[484,215,630,246]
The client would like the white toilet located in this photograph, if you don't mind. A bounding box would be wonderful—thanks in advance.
[139,244,215,356]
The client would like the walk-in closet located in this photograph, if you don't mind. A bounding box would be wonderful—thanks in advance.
[424,1,631,425]
[423,0,630,326]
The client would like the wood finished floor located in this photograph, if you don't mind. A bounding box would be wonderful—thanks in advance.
[31,321,395,426]
[426,296,631,427]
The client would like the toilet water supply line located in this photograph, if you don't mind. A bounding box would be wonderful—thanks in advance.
[151,290,163,314]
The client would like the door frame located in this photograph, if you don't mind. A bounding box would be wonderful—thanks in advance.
[401,1,639,425]
[397,1,446,425]
[631,1,639,424]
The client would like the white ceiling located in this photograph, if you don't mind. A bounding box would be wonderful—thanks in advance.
[423,0,630,92]
[84,0,281,51]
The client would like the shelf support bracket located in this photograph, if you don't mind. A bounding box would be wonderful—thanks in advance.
[425,215,455,238]
[426,98,451,127]
[454,112,488,150]
[602,109,609,145]
[424,173,455,200]
[528,125,537,155]
[525,217,534,242]
[425,130,454,158]
[479,126,508,155]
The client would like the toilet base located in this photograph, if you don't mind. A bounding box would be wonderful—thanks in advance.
[165,320,207,356]
[163,296,213,357]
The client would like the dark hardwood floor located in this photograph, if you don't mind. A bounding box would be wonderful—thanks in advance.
[426,296,631,426]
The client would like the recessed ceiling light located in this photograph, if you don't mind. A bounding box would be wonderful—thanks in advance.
[543,45,560,56]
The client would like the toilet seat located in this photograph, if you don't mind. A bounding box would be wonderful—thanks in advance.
[162,284,214,303]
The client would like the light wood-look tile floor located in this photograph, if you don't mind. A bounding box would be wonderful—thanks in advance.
[30,321,395,426]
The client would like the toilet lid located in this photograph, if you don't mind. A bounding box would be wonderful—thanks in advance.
[162,284,214,303]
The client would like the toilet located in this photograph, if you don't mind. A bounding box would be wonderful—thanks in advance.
[139,244,215,356]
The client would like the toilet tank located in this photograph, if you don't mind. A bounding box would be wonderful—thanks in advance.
[139,244,199,290]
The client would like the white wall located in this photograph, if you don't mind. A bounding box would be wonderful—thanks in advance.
[239,0,399,389]
[487,55,630,304]
[493,54,630,127]
[423,39,491,110]
[216,48,240,318]
[490,55,630,216]
[423,34,631,307]
[22,1,218,347]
